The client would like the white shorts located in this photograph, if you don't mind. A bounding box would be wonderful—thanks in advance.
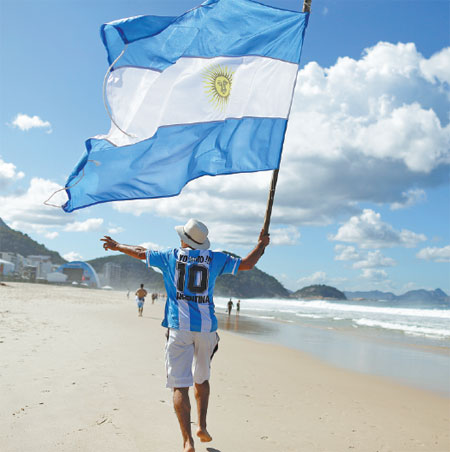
[165,329,219,388]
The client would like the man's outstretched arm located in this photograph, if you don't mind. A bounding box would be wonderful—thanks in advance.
[101,236,147,260]
[239,230,270,271]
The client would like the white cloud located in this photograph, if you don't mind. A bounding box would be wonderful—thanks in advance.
[207,217,275,247]
[352,250,396,269]
[112,42,449,238]
[353,103,448,173]
[297,271,327,285]
[420,47,450,84]
[334,244,361,261]
[360,268,388,281]
[331,209,426,249]
[65,218,104,232]
[0,178,73,234]
[11,113,52,132]
[139,241,166,251]
[108,226,124,234]
[416,245,450,263]
[390,188,426,210]
[45,231,59,239]
[63,251,83,262]
[205,222,299,247]
[268,226,300,245]
[0,158,25,188]
[334,245,396,278]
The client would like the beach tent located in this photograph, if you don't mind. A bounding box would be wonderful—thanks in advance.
[46,272,68,283]
[55,261,100,288]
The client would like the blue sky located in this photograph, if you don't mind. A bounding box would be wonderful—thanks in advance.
[1,0,449,293]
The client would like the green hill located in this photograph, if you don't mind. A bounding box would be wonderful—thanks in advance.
[215,266,290,298]
[0,218,65,264]
[292,284,347,300]
[87,254,165,291]
[214,251,290,298]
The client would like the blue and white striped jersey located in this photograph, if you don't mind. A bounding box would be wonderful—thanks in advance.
[146,248,241,332]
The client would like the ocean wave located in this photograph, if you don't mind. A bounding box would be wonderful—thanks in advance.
[293,300,450,319]
[354,318,450,339]
[295,313,324,319]
[215,297,450,319]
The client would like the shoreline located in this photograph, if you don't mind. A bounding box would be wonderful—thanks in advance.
[1,283,449,451]
[217,310,450,396]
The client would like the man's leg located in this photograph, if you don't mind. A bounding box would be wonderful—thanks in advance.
[193,332,218,443]
[173,387,195,452]
[166,330,196,451]
[194,380,212,442]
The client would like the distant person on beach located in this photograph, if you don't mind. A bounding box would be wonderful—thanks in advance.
[227,298,233,315]
[135,284,147,317]
[151,292,157,304]
[101,218,269,452]
[236,300,240,313]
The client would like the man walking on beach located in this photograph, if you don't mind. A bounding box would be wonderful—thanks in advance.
[135,283,147,317]
[101,218,269,452]
[227,298,234,315]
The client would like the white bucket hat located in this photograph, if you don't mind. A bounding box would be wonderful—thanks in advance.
[175,219,210,250]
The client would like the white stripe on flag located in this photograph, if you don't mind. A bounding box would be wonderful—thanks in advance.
[104,56,298,146]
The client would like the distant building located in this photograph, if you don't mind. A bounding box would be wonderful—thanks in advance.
[0,258,14,275]
[0,252,15,263]
[0,252,25,274]
[103,262,121,287]
[26,255,53,279]
[23,265,37,281]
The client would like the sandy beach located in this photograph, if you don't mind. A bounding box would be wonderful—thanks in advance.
[1,283,449,452]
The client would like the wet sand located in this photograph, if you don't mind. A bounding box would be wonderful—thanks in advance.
[217,311,450,396]
[1,283,449,452]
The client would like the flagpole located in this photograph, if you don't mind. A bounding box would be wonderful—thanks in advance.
[262,0,312,235]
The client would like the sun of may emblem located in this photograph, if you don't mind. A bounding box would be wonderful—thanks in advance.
[203,64,234,111]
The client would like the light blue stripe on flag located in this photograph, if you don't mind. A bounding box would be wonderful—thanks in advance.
[101,0,308,70]
[63,0,309,213]
[65,118,286,210]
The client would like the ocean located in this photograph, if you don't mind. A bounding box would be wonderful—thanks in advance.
[214,296,450,396]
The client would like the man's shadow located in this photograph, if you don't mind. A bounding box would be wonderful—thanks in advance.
[207,448,221,452]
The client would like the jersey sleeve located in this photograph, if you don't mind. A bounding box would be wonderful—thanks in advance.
[213,252,241,276]
[146,249,167,270]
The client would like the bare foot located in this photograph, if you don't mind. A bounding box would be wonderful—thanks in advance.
[183,440,195,452]
[196,427,212,442]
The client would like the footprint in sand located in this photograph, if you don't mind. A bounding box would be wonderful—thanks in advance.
[96,416,109,425]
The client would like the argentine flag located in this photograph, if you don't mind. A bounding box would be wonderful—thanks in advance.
[63,0,309,212]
